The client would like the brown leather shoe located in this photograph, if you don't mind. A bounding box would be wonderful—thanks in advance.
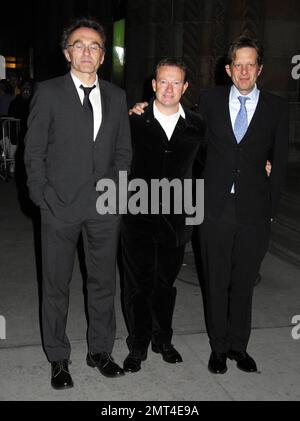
[51,360,74,390]
[87,352,125,377]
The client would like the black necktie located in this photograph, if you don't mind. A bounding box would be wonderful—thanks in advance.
[80,84,96,139]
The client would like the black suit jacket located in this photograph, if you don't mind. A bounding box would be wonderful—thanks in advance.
[24,73,132,222]
[198,86,289,224]
[123,101,206,247]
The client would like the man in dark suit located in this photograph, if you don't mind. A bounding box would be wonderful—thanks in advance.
[130,36,288,375]
[24,18,132,389]
[122,59,206,373]
[198,36,288,374]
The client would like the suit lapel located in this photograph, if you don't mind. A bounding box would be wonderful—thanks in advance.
[219,87,236,142]
[239,90,267,144]
[95,79,111,142]
[63,73,95,139]
[220,87,269,145]
[63,73,83,109]
[64,74,110,142]
[145,100,191,145]
[170,115,188,142]
[143,102,170,145]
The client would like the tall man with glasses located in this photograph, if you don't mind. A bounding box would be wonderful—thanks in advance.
[25,17,132,389]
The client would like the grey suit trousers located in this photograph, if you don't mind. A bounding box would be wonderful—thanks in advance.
[40,204,121,362]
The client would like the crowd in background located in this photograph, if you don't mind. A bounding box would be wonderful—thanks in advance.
[0,77,34,177]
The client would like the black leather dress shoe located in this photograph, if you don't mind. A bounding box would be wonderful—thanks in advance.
[123,350,147,373]
[208,352,227,374]
[227,350,258,372]
[87,352,125,377]
[152,343,183,363]
[51,360,74,390]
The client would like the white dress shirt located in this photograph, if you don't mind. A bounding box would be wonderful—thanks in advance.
[153,101,185,140]
[229,83,260,129]
[70,72,102,141]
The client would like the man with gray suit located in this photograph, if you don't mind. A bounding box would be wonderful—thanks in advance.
[24,18,132,389]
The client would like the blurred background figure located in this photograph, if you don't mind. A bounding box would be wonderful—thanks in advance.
[0,79,15,116]
[0,80,16,178]
[6,80,34,177]
[9,80,34,139]
[8,73,21,96]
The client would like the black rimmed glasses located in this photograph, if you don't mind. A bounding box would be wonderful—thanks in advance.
[67,41,105,53]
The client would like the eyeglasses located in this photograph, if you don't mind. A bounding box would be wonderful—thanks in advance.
[67,41,105,53]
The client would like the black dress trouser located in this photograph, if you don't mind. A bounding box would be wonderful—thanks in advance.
[122,225,185,352]
[199,196,270,353]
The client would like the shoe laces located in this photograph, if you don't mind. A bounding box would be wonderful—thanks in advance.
[100,352,114,368]
[53,360,71,377]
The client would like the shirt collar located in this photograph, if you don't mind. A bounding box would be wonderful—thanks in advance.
[153,101,186,119]
[230,84,259,102]
[70,72,99,90]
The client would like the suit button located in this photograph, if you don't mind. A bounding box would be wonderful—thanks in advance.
[234,169,241,174]
[165,150,171,153]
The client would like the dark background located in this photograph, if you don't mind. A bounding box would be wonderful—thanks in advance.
[0,0,125,84]
[1,0,300,112]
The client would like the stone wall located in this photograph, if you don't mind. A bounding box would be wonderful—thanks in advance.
[125,0,300,159]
